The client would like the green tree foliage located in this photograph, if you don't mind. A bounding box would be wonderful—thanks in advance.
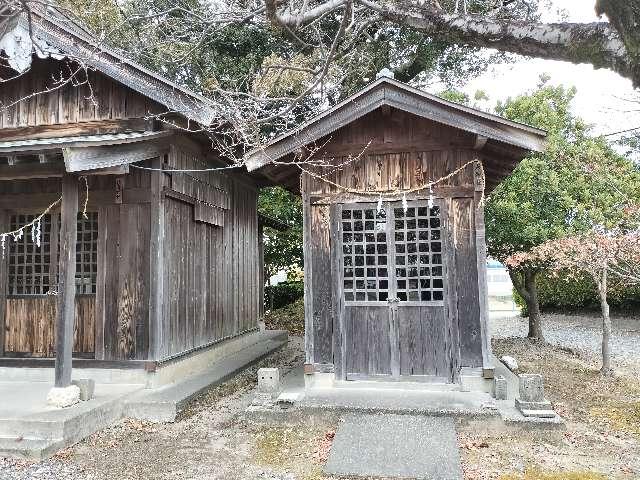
[486,78,640,338]
[258,187,303,279]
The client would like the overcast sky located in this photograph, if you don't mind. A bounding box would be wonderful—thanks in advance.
[454,0,639,137]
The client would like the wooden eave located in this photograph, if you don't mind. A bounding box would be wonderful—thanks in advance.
[2,9,216,126]
[0,130,174,177]
[244,77,547,189]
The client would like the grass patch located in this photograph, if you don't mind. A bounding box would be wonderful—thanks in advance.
[590,401,640,436]
[263,298,305,336]
[499,469,607,480]
[253,424,332,480]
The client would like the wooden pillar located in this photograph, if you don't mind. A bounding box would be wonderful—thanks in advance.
[148,156,165,360]
[258,223,265,319]
[474,163,494,377]
[0,210,7,357]
[54,174,78,388]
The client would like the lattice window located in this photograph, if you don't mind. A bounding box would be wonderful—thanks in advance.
[393,206,443,302]
[7,212,98,296]
[342,207,389,302]
[7,214,53,295]
[340,202,445,304]
[75,212,98,294]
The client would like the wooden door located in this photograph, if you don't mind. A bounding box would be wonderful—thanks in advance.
[335,200,452,382]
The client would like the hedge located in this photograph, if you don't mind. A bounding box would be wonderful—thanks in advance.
[514,272,640,314]
[264,281,304,310]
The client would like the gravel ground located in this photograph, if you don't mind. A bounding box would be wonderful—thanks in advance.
[0,337,314,480]
[491,312,640,368]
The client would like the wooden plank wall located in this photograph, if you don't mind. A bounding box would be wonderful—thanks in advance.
[0,167,153,360]
[160,143,260,358]
[3,296,94,357]
[302,107,486,371]
[0,58,162,129]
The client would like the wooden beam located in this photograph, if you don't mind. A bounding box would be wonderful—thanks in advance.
[0,163,65,180]
[474,135,488,150]
[82,165,130,176]
[0,188,150,209]
[0,118,150,142]
[54,174,78,388]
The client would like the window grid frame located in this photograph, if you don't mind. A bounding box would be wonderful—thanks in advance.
[6,211,99,297]
[339,199,445,307]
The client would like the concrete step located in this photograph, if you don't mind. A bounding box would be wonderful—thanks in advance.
[126,332,288,421]
[0,437,63,460]
[0,394,125,442]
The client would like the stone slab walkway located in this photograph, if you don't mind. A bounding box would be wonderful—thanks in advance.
[325,413,463,479]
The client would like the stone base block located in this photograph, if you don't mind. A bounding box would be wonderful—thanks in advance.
[515,398,555,418]
[46,385,80,408]
[72,379,95,401]
[515,398,552,410]
[520,409,557,418]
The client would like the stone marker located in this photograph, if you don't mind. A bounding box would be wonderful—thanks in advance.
[494,375,508,400]
[257,367,280,397]
[515,374,554,417]
[72,379,95,401]
[47,385,80,408]
[252,368,281,407]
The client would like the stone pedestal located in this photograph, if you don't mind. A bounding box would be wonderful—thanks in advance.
[515,374,555,418]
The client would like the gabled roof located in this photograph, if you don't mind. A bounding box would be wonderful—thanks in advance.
[0,6,216,125]
[244,76,547,172]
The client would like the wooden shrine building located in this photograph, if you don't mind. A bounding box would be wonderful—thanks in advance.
[0,8,273,383]
[246,75,546,385]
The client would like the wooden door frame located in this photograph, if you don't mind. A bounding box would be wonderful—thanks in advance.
[332,198,456,382]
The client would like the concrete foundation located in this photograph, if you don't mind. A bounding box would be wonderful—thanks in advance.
[0,330,288,459]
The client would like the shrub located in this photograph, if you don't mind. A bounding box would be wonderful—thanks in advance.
[514,273,640,314]
[264,281,304,310]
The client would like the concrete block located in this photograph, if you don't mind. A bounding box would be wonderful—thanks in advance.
[257,368,280,397]
[493,375,508,400]
[519,374,545,402]
[46,386,80,408]
[72,379,95,401]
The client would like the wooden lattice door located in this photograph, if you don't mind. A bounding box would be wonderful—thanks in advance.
[335,200,453,382]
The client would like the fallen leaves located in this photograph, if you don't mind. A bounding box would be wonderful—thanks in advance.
[312,429,335,463]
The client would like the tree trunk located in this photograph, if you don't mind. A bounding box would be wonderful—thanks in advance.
[597,270,613,376]
[523,270,544,341]
[508,267,544,341]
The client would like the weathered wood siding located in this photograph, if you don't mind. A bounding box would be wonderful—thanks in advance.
[303,107,486,372]
[3,296,94,357]
[0,58,162,130]
[0,168,153,360]
[159,142,261,359]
